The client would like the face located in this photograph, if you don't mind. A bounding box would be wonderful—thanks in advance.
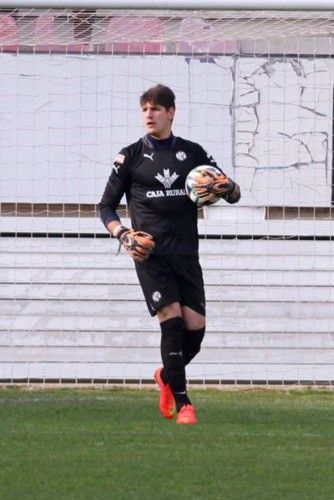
[141,101,175,139]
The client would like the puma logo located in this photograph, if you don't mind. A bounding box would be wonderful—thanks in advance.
[144,153,154,161]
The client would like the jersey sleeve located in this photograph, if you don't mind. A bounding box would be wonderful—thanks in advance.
[195,144,220,169]
[99,148,131,229]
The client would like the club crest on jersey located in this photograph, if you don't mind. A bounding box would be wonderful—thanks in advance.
[176,151,187,161]
[152,291,161,302]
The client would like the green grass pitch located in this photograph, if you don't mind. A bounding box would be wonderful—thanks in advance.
[0,387,333,499]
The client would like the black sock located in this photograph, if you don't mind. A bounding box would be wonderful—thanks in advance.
[161,326,206,380]
[183,327,205,366]
[160,317,191,411]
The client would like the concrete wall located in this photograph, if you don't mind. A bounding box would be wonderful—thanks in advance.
[0,52,332,207]
[1,235,333,383]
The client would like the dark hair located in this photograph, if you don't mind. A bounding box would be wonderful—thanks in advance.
[140,84,175,109]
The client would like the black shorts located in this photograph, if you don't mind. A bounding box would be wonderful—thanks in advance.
[135,255,205,317]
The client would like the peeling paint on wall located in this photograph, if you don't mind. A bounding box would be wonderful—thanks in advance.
[235,57,332,206]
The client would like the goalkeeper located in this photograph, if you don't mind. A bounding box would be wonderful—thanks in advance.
[99,84,240,425]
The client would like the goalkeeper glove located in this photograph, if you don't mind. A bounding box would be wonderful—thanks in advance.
[113,225,155,263]
[194,168,234,199]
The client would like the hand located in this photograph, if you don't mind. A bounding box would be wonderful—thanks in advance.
[114,226,155,263]
[195,169,234,199]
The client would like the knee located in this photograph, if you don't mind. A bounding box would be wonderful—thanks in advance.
[157,302,182,323]
[183,327,205,365]
[182,306,205,331]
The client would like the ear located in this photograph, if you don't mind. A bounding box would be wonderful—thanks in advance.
[168,106,175,121]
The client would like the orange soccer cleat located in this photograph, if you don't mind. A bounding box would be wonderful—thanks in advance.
[176,404,197,425]
[154,368,175,419]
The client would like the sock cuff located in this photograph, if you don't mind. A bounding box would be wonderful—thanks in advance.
[160,316,184,335]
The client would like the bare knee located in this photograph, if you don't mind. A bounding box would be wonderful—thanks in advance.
[182,305,205,330]
[157,302,182,323]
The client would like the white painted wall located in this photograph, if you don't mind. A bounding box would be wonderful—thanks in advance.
[0,53,234,204]
[1,52,332,207]
[236,57,333,206]
[1,236,333,383]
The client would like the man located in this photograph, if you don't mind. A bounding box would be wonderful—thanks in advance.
[99,84,240,425]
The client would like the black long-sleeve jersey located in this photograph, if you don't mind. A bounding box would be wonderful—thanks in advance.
[99,134,229,256]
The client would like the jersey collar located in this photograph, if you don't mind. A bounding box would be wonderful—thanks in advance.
[143,133,176,150]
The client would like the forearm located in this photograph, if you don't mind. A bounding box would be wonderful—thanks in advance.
[99,167,127,231]
[106,220,124,237]
[224,180,241,204]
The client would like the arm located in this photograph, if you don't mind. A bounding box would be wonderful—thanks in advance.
[106,220,123,237]
[99,150,155,262]
[99,151,127,238]
[223,180,241,204]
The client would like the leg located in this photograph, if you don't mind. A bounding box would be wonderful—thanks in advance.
[157,302,205,392]
[157,303,191,413]
[182,306,206,366]
[134,257,197,423]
